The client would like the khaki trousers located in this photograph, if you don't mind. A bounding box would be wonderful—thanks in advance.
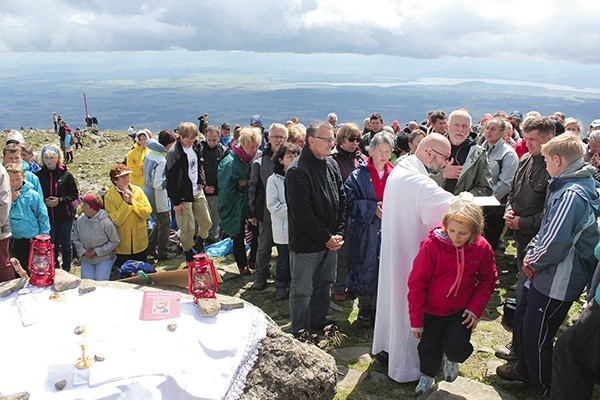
[175,191,212,251]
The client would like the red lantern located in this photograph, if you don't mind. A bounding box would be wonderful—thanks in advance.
[188,253,219,299]
[28,234,55,287]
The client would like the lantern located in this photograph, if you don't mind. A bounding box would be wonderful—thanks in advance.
[28,234,55,287]
[188,253,219,299]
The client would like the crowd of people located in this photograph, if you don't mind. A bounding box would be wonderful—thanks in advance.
[3,108,600,399]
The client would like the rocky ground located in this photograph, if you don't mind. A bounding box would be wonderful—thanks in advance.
[4,127,599,400]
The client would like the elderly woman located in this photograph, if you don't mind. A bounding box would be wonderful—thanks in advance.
[344,132,395,327]
[35,145,79,272]
[104,164,152,267]
[126,129,151,188]
[330,122,368,301]
[72,193,120,281]
[217,127,262,276]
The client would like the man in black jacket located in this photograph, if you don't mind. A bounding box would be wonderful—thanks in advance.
[285,121,346,336]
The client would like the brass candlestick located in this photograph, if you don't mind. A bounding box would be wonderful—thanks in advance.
[75,344,94,369]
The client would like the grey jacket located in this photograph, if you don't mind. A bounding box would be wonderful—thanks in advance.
[72,209,119,265]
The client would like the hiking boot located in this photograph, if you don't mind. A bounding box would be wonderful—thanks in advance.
[357,310,372,328]
[415,375,435,396]
[248,261,256,270]
[184,250,194,262]
[443,353,459,382]
[496,363,528,383]
[495,341,517,361]
[275,287,288,300]
[249,279,267,291]
[238,266,252,276]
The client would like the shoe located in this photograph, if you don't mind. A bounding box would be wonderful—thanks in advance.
[238,266,251,276]
[415,375,435,396]
[496,363,528,383]
[357,310,372,328]
[311,319,337,332]
[248,261,256,270]
[275,287,288,300]
[331,290,348,301]
[184,250,194,262]
[249,279,267,291]
[495,341,517,361]
[442,354,459,382]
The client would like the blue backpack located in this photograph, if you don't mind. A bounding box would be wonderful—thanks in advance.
[118,260,156,279]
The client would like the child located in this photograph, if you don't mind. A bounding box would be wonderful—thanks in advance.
[64,128,73,164]
[266,142,300,300]
[74,127,83,150]
[166,122,212,262]
[5,163,50,273]
[408,199,497,395]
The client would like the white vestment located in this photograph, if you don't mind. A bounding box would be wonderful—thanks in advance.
[372,155,454,383]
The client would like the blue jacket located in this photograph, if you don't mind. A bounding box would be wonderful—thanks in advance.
[344,163,382,296]
[9,180,50,239]
[528,160,600,302]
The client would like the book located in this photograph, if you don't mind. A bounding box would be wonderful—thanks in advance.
[140,291,181,321]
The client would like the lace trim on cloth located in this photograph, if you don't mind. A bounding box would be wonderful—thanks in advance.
[224,305,267,400]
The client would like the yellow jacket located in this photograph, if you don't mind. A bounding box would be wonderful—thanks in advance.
[126,144,150,188]
[104,184,152,255]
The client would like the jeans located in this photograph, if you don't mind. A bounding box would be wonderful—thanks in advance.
[289,249,337,334]
[81,259,114,281]
[256,211,274,282]
[148,211,171,258]
[275,244,290,289]
[332,240,349,292]
[206,195,221,241]
[50,219,74,272]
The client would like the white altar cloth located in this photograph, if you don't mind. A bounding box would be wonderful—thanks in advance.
[0,285,266,400]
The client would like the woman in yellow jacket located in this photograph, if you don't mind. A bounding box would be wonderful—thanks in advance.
[104,164,152,267]
[126,130,150,188]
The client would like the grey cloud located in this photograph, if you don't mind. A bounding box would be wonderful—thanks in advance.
[0,0,599,63]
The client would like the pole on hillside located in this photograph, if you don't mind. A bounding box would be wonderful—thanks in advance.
[83,92,89,121]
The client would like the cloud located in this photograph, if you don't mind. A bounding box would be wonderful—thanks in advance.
[1,0,599,63]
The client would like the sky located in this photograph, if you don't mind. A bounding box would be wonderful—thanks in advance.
[1,0,600,64]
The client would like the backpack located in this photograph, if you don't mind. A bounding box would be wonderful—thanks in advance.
[118,260,156,279]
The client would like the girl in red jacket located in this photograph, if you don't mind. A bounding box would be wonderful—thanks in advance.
[408,199,497,395]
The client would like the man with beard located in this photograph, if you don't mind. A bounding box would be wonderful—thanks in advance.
[373,133,462,383]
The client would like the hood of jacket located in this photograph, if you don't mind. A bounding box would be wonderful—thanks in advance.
[549,159,600,213]
[146,139,167,155]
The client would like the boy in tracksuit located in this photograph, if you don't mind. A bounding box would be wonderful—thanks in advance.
[496,133,600,397]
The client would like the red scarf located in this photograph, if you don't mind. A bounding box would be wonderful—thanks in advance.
[367,157,394,201]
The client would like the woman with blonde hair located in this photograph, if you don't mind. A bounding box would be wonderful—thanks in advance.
[35,145,79,271]
[217,127,262,275]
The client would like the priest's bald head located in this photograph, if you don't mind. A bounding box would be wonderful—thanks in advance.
[415,133,451,174]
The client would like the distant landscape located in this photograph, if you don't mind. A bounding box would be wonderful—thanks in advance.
[2,51,600,131]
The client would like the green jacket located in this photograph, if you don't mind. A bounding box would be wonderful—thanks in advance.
[431,144,493,196]
[217,152,251,236]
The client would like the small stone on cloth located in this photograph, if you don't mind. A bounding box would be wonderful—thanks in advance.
[48,292,64,302]
[94,354,105,362]
[196,298,220,317]
[53,269,81,292]
[0,278,27,297]
[220,300,244,311]
[78,281,96,294]
[73,325,86,335]
[54,379,67,390]
[167,323,177,331]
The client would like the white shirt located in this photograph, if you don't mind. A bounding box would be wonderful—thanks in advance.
[183,146,199,195]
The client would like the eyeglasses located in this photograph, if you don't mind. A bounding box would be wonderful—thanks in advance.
[269,135,287,140]
[315,136,335,143]
[347,136,361,143]
[431,148,451,161]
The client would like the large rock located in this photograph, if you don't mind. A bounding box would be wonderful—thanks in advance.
[94,281,337,399]
[53,269,81,292]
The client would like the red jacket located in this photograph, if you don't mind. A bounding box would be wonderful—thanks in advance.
[407,227,498,329]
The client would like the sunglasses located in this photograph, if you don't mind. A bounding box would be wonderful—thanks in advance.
[347,136,361,143]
